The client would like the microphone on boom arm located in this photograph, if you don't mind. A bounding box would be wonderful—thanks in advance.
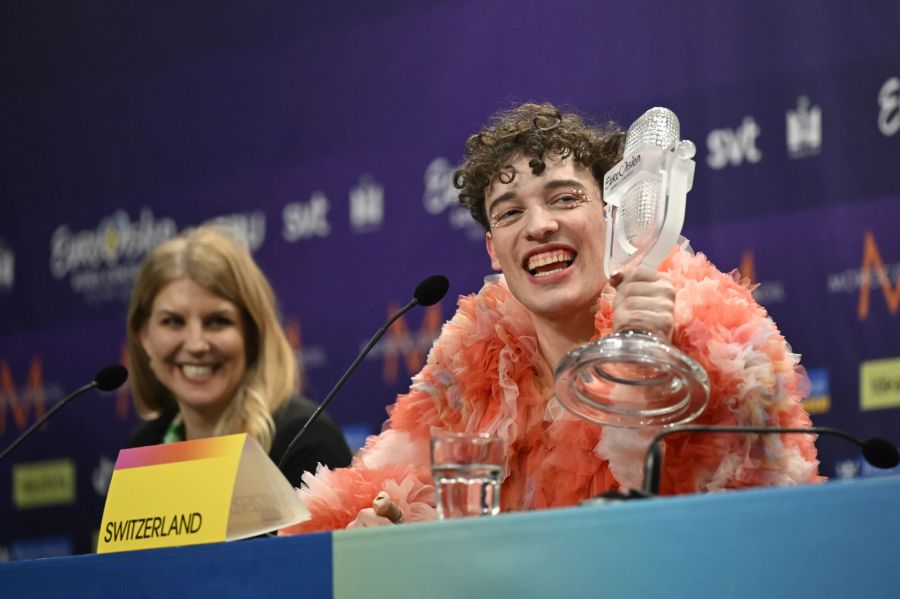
[277,275,450,471]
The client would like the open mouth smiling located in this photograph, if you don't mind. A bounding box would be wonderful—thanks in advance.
[179,364,217,381]
[525,249,576,277]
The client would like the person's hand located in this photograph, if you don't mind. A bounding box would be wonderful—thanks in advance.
[609,266,675,341]
[346,491,403,528]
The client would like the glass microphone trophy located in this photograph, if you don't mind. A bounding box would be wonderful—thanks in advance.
[554,107,710,428]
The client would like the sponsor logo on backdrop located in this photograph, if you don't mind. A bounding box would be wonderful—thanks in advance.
[828,231,900,320]
[13,458,77,509]
[285,318,328,395]
[0,358,64,438]
[706,116,762,170]
[92,455,115,497]
[283,192,331,241]
[50,208,177,304]
[423,157,484,240]
[738,249,785,305]
[803,367,831,414]
[349,175,385,233]
[0,241,13,292]
[365,303,443,384]
[203,210,266,251]
[878,76,900,137]
[114,342,133,421]
[786,96,822,158]
[834,458,860,480]
[860,356,900,411]
[827,231,900,319]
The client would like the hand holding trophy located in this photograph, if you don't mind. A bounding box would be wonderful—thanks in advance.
[554,107,710,428]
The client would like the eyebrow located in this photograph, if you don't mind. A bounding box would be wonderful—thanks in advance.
[486,179,589,216]
[152,306,238,318]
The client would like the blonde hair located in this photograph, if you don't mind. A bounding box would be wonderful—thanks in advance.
[126,226,297,452]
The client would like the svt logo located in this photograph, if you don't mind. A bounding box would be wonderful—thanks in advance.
[706,116,762,169]
[283,192,331,241]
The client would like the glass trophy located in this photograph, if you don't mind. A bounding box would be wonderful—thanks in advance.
[554,108,710,428]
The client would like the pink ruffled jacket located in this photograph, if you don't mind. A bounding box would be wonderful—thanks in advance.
[281,248,822,534]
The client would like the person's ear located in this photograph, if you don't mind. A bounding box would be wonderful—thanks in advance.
[485,232,501,272]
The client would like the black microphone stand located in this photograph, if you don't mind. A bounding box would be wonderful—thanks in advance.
[642,425,899,495]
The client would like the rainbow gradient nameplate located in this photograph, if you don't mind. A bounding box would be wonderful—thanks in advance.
[97,433,309,553]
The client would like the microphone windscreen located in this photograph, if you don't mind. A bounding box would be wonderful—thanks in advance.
[94,365,129,391]
[414,275,449,307]
[862,437,900,469]
[624,107,680,155]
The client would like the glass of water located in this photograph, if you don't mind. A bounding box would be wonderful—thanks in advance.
[430,431,504,520]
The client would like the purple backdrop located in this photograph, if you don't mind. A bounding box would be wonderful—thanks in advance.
[2,0,899,558]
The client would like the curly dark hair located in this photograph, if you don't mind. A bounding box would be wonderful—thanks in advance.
[453,102,625,230]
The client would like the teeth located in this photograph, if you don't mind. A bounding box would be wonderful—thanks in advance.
[181,365,214,380]
[534,266,568,278]
[527,249,575,271]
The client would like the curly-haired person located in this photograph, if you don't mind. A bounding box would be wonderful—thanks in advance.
[281,102,822,533]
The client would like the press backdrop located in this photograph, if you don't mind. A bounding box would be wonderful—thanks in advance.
[1,0,898,558]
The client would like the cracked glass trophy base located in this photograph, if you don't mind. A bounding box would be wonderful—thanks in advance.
[554,330,710,428]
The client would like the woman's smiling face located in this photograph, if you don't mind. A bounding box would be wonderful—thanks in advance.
[139,276,247,420]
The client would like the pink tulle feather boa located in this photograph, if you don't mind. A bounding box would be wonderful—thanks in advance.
[280,244,822,535]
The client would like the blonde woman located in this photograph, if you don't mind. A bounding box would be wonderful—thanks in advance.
[126,226,350,486]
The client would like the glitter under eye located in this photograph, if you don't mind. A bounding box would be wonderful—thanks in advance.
[568,189,590,203]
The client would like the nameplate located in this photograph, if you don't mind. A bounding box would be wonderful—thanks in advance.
[97,433,309,553]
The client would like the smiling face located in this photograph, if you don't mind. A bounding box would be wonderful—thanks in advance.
[484,154,607,322]
[139,277,247,422]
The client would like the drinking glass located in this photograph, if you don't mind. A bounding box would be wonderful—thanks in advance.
[430,432,503,519]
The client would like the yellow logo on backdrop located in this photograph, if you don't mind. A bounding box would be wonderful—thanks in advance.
[13,459,76,509]
[858,231,900,320]
[802,396,831,414]
[860,357,900,411]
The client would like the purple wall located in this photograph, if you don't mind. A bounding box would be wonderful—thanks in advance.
[2,0,899,557]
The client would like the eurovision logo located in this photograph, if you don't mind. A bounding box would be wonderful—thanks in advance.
[0,240,13,293]
[422,157,484,241]
[878,76,900,138]
[49,208,268,305]
[50,208,177,305]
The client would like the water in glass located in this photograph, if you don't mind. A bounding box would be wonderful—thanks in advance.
[432,462,501,519]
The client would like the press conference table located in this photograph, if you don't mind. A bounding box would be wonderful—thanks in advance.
[3,476,898,598]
